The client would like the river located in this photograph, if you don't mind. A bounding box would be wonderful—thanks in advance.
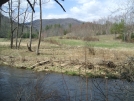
[0,66,134,101]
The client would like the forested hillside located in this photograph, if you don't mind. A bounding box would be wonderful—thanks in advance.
[0,13,38,38]
[25,18,83,30]
[0,13,10,38]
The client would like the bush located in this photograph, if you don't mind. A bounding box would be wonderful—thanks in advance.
[44,38,60,45]
[115,34,122,39]
[65,71,78,76]
[102,30,106,35]
[83,37,99,41]
[131,33,134,39]
[66,36,79,40]
[96,32,101,35]
[22,33,38,38]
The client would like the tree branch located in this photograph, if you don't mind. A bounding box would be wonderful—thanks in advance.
[54,0,66,12]
[26,0,35,13]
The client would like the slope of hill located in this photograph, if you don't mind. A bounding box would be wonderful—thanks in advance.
[0,13,10,38]
[25,18,83,30]
[0,13,38,38]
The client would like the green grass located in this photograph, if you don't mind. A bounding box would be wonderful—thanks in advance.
[59,39,85,46]
[65,71,78,76]
[1,35,134,50]
[89,41,134,48]
[86,72,94,77]
[52,36,134,49]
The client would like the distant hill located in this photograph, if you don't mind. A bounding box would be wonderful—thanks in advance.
[0,13,11,38]
[25,18,83,30]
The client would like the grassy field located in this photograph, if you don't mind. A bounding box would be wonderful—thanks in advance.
[0,35,134,80]
[47,35,134,49]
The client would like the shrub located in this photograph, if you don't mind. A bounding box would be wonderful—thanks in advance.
[102,30,106,35]
[115,34,122,39]
[44,38,60,45]
[22,33,38,38]
[131,33,134,39]
[83,37,99,41]
[65,71,78,76]
[86,72,94,77]
[65,36,79,40]
[96,32,101,35]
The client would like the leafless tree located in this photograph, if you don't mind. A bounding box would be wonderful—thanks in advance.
[15,0,20,49]
[36,0,66,55]
[27,0,36,52]
[36,0,42,55]
[8,0,14,48]
[18,4,29,49]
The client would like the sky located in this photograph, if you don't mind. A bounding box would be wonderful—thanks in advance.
[2,0,128,22]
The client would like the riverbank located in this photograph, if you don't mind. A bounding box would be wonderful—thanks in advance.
[0,36,134,81]
[0,46,133,80]
[1,65,133,101]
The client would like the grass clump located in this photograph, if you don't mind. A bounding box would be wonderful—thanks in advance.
[86,72,94,78]
[65,71,78,76]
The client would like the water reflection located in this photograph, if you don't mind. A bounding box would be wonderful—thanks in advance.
[0,66,134,101]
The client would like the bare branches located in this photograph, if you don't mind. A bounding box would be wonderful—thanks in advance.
[0,0,9,7]
[26,0,35,13]
[54,0,66,12]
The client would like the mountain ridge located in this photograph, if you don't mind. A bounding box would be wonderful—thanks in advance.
[25,18,84,30]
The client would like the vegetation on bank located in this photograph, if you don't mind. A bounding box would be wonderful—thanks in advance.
[0,35,134,81]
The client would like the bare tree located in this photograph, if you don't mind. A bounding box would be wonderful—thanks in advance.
[18,4,29,49]
[8,0,14,49]
[36,0,42,55]
[36,0,66,55]
[15,0,20,49]
[27,0,36,51]
[0,10,1,29]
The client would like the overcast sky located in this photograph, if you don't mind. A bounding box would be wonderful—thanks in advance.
[2,0,128,22]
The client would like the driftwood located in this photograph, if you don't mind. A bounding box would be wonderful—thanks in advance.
[30,60,50,69]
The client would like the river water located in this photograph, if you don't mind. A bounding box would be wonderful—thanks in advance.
[0,66,134,101]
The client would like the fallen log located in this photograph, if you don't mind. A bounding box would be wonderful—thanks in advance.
[30,60,50,69]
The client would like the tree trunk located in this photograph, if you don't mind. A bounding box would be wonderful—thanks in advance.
[36,0,42,55]
[16,0,20,49]
[18,4,29,49]
[27,0,36,51]
[8,0,13,49]
[0,10,1,29]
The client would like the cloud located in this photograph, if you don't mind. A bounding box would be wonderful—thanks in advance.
[42,0,55,9]
[42,13,69,19]
[2,0,128,22]
[69,0,127,21]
